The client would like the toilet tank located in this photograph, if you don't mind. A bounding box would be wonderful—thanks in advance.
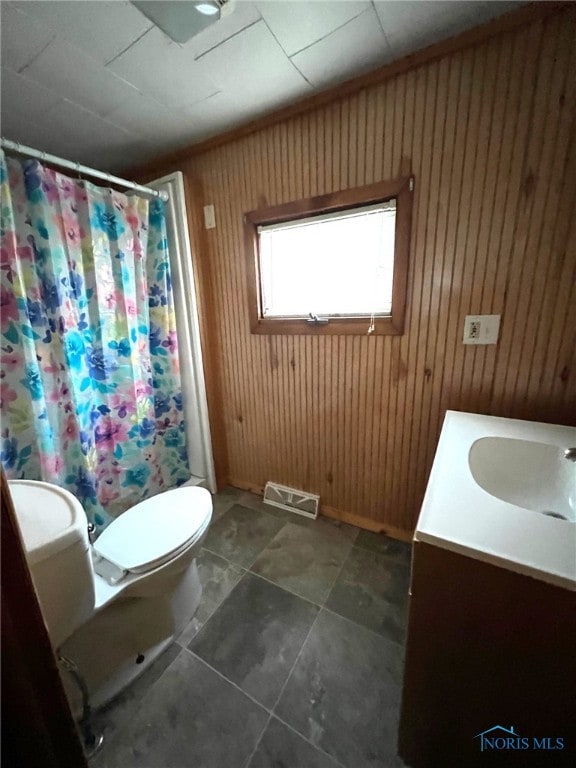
[8,480,95,649]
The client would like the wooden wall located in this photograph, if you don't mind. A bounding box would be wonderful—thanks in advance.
[181,7,576,537]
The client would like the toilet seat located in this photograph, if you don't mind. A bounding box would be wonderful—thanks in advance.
[94,486,212,575]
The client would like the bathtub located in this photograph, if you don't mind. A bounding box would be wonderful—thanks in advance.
[415,411,576,590]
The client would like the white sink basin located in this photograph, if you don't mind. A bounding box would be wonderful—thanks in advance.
[469,437,575,522]
[415,411,576,590]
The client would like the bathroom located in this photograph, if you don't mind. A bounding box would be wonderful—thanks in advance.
[1,1,575,767]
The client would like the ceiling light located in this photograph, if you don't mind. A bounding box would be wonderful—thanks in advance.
[132,1,231,44]
[195,3,219,15]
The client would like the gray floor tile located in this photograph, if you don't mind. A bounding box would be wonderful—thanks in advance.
[210,486,246,523]
[92,649,268,768]
[247,717,340,768]
[275,609,404,768]
[236,490,270,511]
[189,572,318,708]
[216,485,246,501]
[91,643,181,747]
[203,504,285,567]
[275,512,360,542]
[326,547,410,644]
[211,495,237,523]
[354,530,412,563]
[251,522,354,604]
[90,493,409,768]
[176,549,244,646]
[319,517,359,542]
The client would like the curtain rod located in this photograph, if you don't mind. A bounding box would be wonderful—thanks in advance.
[0,138,169,202]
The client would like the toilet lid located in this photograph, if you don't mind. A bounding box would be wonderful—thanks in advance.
[94,486,212,573]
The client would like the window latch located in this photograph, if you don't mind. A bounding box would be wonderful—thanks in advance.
[307,313,329,324]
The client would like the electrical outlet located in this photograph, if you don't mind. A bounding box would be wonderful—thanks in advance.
[203,204,216,229]
[463,315,500,345]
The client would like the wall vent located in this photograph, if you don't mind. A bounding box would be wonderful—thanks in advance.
[263,482,319,520]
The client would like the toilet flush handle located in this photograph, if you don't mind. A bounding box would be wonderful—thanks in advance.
[87,522,97,544]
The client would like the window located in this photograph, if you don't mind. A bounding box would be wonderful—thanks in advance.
[244,176,413,335]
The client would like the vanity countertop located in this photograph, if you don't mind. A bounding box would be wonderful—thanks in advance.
[415,411,576,590]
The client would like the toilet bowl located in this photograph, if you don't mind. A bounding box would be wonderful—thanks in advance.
[8,479,212,713]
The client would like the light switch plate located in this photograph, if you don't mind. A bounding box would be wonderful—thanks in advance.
[463,314,501,345]
[203,204,216,229]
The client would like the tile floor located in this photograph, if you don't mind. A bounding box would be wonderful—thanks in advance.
[91,488,411,768]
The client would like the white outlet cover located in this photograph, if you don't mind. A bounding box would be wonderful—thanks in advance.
[463,314,501,345]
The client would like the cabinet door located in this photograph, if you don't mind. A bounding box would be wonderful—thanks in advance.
[399,541,576,767]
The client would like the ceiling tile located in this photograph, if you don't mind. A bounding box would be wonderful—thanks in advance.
[373,1,518,58]
[0,106,55,152]
[0,3,55,72]
[256,0,371,56]
[0,66,62,127]
[22,38,140,119]
[88,139,159,173]
[43,100,131,151]
[106,90,201,144]
[291,8,391,89]
[12,0,153,65]
[30,99,141,167]
[1,0,526,174]
[108,89,272,154]
[178,92,254,142]
[108,26,220,109]
[195,20,311,110]
[106,91,253,168]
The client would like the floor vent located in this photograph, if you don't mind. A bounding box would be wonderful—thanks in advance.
[263,482,319,520]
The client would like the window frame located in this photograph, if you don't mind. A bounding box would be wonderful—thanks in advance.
[243,176,414,336]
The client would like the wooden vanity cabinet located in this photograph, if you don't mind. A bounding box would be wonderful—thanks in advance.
[398,541,576,767]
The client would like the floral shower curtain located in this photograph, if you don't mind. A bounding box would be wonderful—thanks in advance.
[0,150,190,529]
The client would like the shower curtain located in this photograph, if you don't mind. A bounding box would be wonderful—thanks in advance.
[0,150,190,529]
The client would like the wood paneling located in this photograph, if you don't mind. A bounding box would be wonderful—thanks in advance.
[179,8,576,535]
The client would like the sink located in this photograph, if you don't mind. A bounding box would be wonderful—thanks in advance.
[415,411,576,589]
[469,437,576,522]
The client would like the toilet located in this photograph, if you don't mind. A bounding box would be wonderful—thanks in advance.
[8,479,212,714]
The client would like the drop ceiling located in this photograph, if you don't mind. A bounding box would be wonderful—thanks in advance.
[1,0,522,172]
